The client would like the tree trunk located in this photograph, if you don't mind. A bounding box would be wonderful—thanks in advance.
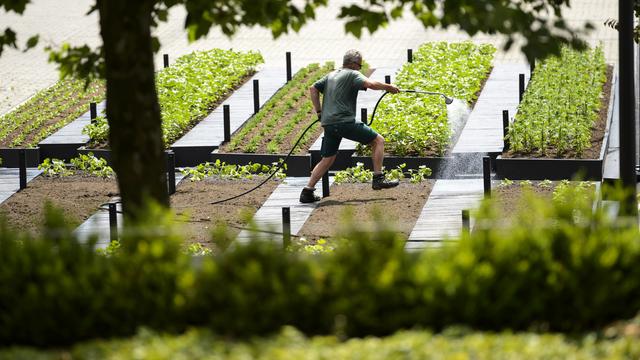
[97,0,169,222]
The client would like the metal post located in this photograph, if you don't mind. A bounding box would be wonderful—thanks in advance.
[90,102,97,123]
[530,59,535,76]
[518,73,525,103]
[108,202,117,242]
[483,156,491,198]
[18,149,26,190]
[385,75,391,84]
[163,54,169,68]
[461,209,470,233]
[619,0,637,216]
[322,172,330,197]
[282,207,291,249]
[286,52,292,82]
[502,110,510,152]
[361,108,367,123]
[223,105,231,143]
[167,152,176,196]
[407,49,413,63]
[253,79,260,114]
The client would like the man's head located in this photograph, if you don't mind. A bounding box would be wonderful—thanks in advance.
[343,49,363,70]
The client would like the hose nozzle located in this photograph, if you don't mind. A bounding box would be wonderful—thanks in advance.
[402,89,454,105]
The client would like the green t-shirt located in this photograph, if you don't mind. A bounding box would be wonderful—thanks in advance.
[313,68,367,126]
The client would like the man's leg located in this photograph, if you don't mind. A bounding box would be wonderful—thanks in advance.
[368,134,399,190]
[307,155,337,189]
[370,134,385,174]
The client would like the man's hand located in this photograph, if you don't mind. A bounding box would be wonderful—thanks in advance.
[386,84,400,94]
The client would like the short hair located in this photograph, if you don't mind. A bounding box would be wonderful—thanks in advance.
[343,49,362,66]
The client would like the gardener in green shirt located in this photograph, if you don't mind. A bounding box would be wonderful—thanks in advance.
[300,49,400,203]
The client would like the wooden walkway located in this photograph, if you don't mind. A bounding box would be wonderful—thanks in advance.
[236,177,331,244]
[171,66,289,149]
[38,101,105,146]
[309,67,399,152]
[405,179,484,251]
[452,64,530,154]
[0,168,42,204]
[74,173,185,249]
[604,76,620,180]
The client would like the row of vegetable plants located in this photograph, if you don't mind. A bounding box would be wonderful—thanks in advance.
[506,45,608,157]
[0,79,104,148]
[361,41,495,157]
[84,48,264,148]
[219,62,335,155]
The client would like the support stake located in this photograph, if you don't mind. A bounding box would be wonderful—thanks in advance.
[361,108,367,123]
[90,102,97,123]
[253,79,260,114]
[19,149,26,190]
[163,54,169,68]
[286,52,292,82]
[462,209,470,233]
[407,49,413,63]
[385,75,391,84]
[502,110,510,152]
[483,156,491,198]
[282,207,291,249]
[167,152,176,196]
[109,202,118,242]
[519,73,525,103]
[322,171,330,198]
[223,104,231,143]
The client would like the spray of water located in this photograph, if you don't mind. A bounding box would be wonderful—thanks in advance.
[436,99,477,179]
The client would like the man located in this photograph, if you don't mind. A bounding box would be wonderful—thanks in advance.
[299,49,401,204]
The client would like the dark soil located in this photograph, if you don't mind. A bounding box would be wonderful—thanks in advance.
[503,65,613,159]
[297,180,434,240]
[0,175,118,237]
[492,183,556,220]
[170,177,280,246]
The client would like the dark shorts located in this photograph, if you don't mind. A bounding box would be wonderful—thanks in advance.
[320,122,379,157]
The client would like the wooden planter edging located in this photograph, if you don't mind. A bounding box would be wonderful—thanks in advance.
[210,152,311,177]
[0,148,40,167]
[172,146,216,167]
[39,142,87,162]
[494,70,617,181]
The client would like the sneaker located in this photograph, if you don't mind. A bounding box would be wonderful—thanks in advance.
[372,173,399,190]
[299,188,321,203]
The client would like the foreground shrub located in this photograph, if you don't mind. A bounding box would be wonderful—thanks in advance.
[0,185,639,346]
[4,326,640,359]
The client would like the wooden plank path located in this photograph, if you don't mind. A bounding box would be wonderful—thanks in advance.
[309,67,399,153]
[604,77,620,180]
[172,66,289,149]
[405,179,484,251]
[38,101,106,146]
[236,177,332,244]
[452,64,530,154]
[73,173,186,249]
[0,168,42,204]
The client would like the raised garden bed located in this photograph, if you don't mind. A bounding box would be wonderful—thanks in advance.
[0,79,105,167]
[79,49,263,164]
[495,46,614,180]
[214,62,336,176]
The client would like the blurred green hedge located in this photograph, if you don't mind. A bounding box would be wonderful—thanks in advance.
[1,186,640,347]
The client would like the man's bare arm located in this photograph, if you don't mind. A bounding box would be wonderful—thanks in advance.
[363,79,400,93]
[309,86,322,113]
